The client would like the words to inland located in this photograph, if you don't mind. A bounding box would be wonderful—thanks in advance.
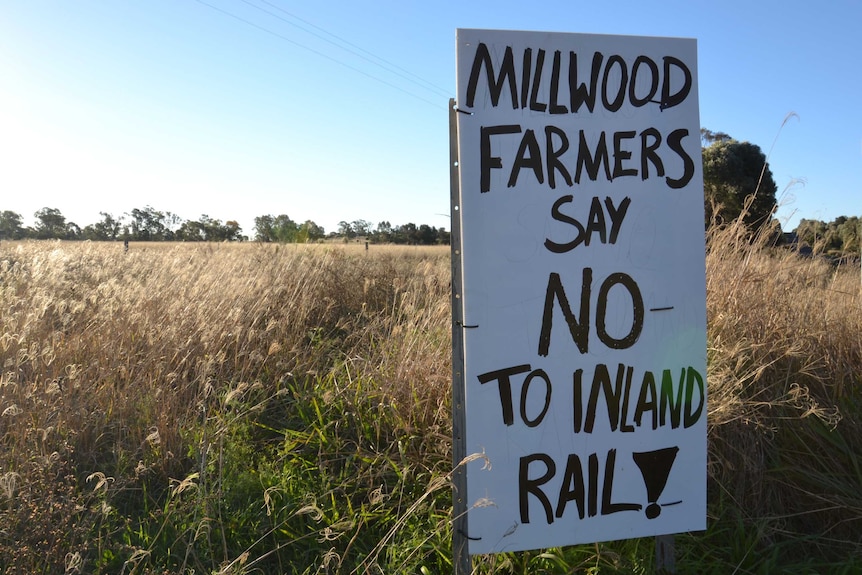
[478,362,705,432]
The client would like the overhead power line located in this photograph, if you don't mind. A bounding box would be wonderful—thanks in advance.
[191,0,449,110]
[245,0,452,98]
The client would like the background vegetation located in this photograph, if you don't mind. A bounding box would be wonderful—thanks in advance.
[0,220,860,573]
[795,216,861,257]
[3,129,856,254]
[701,132,778,229]
[0,207,451,246]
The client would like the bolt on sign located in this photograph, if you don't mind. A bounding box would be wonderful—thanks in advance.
[453,29,707,555]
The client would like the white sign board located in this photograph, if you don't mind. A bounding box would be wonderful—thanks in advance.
[455,29,707,555]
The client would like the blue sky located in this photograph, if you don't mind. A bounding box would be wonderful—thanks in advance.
[1,0,859,237]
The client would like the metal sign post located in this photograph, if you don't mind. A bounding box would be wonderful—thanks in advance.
[450,98,471,575]
[656,534,676,573]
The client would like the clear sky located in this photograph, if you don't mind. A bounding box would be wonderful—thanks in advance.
[1,0,859,237]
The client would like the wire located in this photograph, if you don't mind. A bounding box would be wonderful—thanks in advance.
[243,0,452,98]
[191,0,449,111]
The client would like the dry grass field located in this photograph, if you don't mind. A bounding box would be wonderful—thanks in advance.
[0,230,860,573]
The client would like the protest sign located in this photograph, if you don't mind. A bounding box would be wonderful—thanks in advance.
[454,28,707,555]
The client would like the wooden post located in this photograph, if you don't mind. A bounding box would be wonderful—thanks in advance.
[655,534,675,574]
[450,98,471,575]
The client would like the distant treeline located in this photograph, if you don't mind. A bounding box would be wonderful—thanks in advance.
[332,219,450,246]
[3,207,855,252]
[0,207,451,245]
[793,216,860,256]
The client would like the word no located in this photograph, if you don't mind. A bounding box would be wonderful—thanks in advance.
[540,268,644,355]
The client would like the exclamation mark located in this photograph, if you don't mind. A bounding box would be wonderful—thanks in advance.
[632,447,680,519]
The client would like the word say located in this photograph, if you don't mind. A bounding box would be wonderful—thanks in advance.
[545,195,631,253]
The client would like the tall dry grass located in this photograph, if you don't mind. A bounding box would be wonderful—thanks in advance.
[0,241,452,573]
[705,219,862,560]
[0,233,860,572]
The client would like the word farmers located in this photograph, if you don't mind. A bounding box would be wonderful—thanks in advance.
[479,125,694,192]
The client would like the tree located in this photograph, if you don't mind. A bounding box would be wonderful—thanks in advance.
[836,217,860,255]
[373,221,393,243]
[128,206,171,241]
[253,215,276,242]
[436,227,451,245]
[272,215,298,242]
[394,222,418,244]
[0,211,25,240]
[702,137,777,228]
[337,221,356,239]
[254,214,300,242]
[174,215,241,242]
[176,219,207,241]
[297,220,324,243]
[796,216,860,255]
[34,207,68,239]
[199,214,226,241]
[700,128,731,146]
[795,218,827,248]
[418,224,436,245]
[223,220,243,242]
[83,212,124,240]
[351,219,372,237]
[65,222,82,240]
